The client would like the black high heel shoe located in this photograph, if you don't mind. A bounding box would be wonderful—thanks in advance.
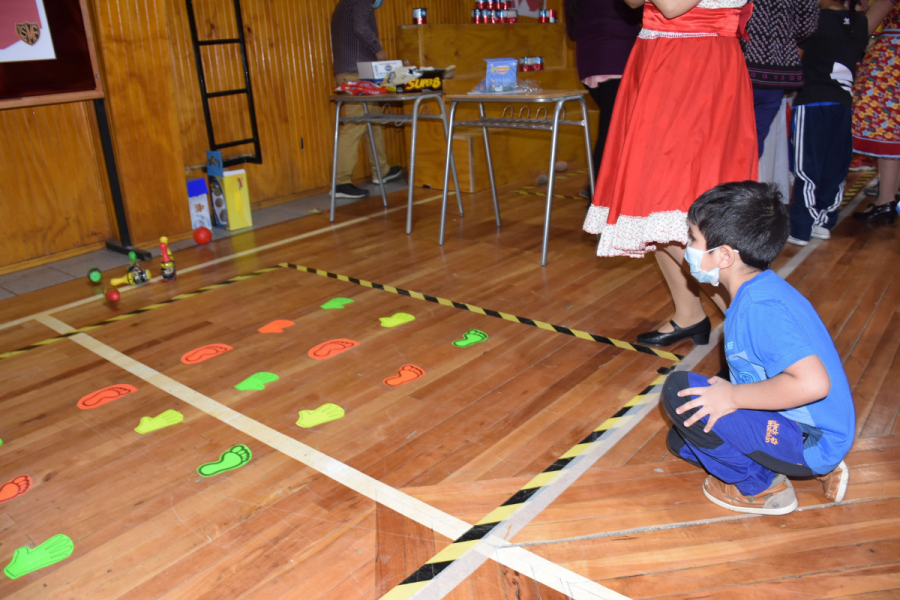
[853,200,897,224]
[636,316,711,347]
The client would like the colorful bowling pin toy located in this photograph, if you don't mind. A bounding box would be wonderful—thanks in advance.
[159,237,176,282]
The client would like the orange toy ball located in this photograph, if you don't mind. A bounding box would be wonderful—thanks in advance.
[193,227,212,245]
[105,288,120,302]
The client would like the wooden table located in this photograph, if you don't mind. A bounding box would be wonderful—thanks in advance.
[438,90,593,265]
[329,92,463,234]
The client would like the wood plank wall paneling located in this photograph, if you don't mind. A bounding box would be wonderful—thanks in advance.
[0,102,115,272]
[169,0,474,208]
[89,0,191,244]
[1,0,571,272]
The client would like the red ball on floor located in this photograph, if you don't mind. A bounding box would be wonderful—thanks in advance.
[105,288,120,302]
[193,227,212,245]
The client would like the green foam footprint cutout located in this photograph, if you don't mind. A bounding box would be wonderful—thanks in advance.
[380,313,415,328]
[197,444,252,477]
[321,297,354,310]
[235,372,279,391]
[296,404,345,428]
[453,329,489,348]
[4,534,74,579]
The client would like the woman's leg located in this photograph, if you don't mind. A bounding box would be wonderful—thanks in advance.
[876,158,900,206]
[654,244,728,334]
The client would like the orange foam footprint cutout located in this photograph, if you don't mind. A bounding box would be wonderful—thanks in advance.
[258,320,295,334]
[181,344,233,365]
[77,384,138,410]
[0,475,32,503]
[384,364,425,387]
[308,339,360,360]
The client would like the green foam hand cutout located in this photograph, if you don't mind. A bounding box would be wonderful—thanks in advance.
[4,534,74,579]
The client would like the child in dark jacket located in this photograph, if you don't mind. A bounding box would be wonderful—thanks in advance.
[787,0,869,245]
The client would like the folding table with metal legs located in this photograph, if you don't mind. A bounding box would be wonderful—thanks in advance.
[329,92,463,234]
[438,91,594,265]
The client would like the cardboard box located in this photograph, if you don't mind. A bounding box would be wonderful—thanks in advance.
[208,169,252,231]
[357,60,403,81]
[186,178,213,230]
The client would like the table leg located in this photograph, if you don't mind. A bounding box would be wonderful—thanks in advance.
[542,101,565,266]
[330,101,343,223]
[363,102,388,207]
[479,102,501,228]
[406,96,425,234]
[436,96,464,217]
[439,101,459,246]
[579,96,595,198]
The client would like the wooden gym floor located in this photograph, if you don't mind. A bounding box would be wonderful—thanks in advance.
[0,170,898,599]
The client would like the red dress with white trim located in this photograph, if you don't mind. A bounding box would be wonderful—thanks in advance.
[584,0,759,258]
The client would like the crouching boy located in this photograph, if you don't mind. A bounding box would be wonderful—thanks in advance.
[664,181,854,515]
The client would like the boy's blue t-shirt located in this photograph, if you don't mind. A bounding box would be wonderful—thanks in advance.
[724,270,854,473]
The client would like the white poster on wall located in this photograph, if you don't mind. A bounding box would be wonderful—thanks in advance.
[515,0,545,18]
[0,0,56,63]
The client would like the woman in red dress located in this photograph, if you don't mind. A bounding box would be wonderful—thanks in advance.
[584,0,758,346]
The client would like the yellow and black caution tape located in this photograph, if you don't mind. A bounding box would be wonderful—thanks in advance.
[279,263,682,362]
[516,189,586,202]
[841,171,876,208]
[0,267,280,361]
[380,368,673,600]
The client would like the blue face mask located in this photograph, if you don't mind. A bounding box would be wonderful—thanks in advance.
[373,0,384,8]
[684,245,722,287]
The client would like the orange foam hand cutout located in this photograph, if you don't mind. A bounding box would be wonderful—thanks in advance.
[258,320,295,334]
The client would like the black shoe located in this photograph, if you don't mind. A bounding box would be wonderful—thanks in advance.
[636,316,711,347]
[334,183,370,199]
[373,166,403,184]
[852,200,897,223]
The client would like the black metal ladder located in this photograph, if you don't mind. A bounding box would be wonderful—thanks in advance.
[185,0,262,167]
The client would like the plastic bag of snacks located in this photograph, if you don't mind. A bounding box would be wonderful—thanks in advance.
[334,80,389,96]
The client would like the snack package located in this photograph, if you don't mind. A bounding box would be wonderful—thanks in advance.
[334,80,390,96]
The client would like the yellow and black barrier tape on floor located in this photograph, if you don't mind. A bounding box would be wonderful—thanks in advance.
[841,171,876,208]
[0,267,280,361]
[279,263,682,362]
[380,368,674,600]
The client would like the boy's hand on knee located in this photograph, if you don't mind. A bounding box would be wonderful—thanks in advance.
[676,376,738,433]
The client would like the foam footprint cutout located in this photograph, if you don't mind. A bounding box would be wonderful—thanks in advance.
[181,344,233,365]
[384,364,425,387]
[235,372,279,391]
[452,329,489,348]
[135,410,184,434]
[308,339,359,360]
[0,475,32,504]
[296,404,345,428]
[380,313,415,328]
[4,534,74,580]
[77,384,137,410]
[321,298,354,310]
[258,320,295,334]
[197,444,252,477]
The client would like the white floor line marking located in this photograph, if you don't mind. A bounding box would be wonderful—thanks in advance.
[0,192,450,332]
[405,185,874,600]
[512,495,897,548]
[34,313,622,600]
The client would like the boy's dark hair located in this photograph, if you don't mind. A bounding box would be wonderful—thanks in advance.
[688,181,790,271]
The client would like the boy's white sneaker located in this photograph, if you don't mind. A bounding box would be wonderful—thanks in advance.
[811,226,831,240]
[787,236,809,246]
[817,460,849,503]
